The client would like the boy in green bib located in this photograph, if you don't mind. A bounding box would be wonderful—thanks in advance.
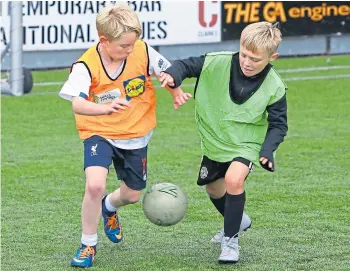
[159,22,288,264]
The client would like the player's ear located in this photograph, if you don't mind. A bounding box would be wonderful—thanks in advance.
[270,52,279,62]
[99,35,109,45]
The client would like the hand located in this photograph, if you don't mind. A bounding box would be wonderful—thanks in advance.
[159,72,175,88]
[259,157,274,172]
[105,98,131,115]
[173,92,192,109]
[171,87,192,109]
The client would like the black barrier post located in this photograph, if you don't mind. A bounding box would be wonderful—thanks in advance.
[325,35,331,64]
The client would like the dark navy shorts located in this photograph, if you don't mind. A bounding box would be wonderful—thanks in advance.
[84,135,148,191]
[197,156,254,186]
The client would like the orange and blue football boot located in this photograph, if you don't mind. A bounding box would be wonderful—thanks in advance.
[102,195,123,243]
[71,244,96,268]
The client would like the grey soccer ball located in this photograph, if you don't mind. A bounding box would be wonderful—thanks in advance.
[142,183,188,226]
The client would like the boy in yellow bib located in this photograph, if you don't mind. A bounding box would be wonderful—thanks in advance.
[59,4,191,268]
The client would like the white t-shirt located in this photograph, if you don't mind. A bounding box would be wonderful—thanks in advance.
[59,43,171,150]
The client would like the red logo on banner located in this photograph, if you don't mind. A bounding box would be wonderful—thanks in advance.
[199,1,218,27]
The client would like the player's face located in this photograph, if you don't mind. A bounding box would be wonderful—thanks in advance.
[102,32,138,61]
[239,45,279,77]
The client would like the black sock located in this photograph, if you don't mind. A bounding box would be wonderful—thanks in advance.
[210,194,226,216]
[224,191,246,238]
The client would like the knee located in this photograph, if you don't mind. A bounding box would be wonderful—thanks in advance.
[224,174,245,193]
[85,181,106,199]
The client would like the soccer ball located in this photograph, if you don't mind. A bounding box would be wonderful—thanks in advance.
[142,182,188,226]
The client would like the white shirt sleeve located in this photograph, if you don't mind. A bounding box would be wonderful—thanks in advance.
[147,44,171,76]
[59,63,91,101]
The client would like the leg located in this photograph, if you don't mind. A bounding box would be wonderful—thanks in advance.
[219,160,250,264]
[72,136,113,268]
[82,166,107,235]
[107,180,141,207]
[224,161,249,238]
[206,179,251,230]
[198,156,227,216]
[105,145,146,209]
[72,167,107,268]
[101,181,142,243]
[197,156,252,244]
[102,146,147,243]
[206,178,226,214]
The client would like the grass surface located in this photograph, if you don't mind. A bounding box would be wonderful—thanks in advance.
[1,54,350,270]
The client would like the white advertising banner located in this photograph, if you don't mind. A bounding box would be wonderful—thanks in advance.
[0,1,221,51]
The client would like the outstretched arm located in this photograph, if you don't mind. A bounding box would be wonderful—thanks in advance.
[159,56,205,88]
[147,43,192,109]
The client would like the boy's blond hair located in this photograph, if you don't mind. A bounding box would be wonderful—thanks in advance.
[240,22,282,56]
[96,4,142,41]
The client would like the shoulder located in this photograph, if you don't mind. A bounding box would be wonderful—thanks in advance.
[202,51,235,70]
[71,62,91,79]
[75,44,100,75]
[204,51,236,63]
[206,51,237,57]
[79,44,99,61]
[134,40,148,51]
[267,67,288,90]
[128,40,149,60]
